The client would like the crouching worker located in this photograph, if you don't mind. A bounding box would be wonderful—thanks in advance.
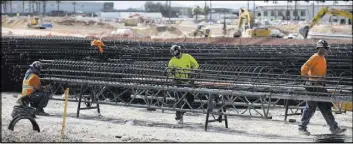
[298,40,346,135]
[168,45,199,124]
[15,61,51,116]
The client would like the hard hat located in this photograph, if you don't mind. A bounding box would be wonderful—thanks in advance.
[29,61,42,71]
[316,39,329,49]
[170,45,181,57]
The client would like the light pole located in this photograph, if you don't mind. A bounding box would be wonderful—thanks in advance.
[210,0,212,22]
[253,1,255,19]
[272,1,277,20]
[247,0,249,10]
[294,0,297,21]
[168,1,171,23]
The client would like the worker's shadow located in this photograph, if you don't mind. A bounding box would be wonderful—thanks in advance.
[47,113,314,141]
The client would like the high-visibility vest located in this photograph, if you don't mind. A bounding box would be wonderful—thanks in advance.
[21,74,37,97]
[91,39,104,54]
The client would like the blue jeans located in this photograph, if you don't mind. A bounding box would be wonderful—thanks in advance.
[299,82,338,131]
[299,101,338,131]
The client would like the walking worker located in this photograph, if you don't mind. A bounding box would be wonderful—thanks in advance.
[16,61,51,116]
[298,39,346,135]
[168,45,199,124]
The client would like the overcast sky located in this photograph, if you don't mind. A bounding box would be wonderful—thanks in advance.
[97,1,352,10]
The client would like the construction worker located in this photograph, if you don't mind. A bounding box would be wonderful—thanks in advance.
[298,40,346,135]
[91,39,105,60]
[168,45,199,124]
[16,61,51,116]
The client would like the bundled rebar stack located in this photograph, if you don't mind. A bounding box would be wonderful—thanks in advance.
[39,60,352,103]
[1,36,352,92]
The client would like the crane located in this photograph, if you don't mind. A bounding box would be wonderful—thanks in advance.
[299,6,353,39]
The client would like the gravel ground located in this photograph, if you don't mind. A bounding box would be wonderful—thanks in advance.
[2,92,352,142]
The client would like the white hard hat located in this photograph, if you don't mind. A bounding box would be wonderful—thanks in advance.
[29,61,42,70]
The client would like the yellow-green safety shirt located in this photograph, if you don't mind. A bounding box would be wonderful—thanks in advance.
[168,53,199,79]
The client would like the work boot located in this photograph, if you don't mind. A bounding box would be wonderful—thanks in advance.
[331,127,346,135]
[176,117,183,124]
[175,111,184,124]
[298,127,311,136]
[147,108,156,111]
[35,108,49,116]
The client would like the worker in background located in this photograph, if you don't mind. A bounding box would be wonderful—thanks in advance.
[298,40,346,135]
[204,27,211,38]
[222,19,227,36]
[168,45,199,124]
[91,39,105,60]
[16,61,51,116]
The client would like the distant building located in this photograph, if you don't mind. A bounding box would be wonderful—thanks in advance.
[255,4,352,24]
[168,7,238,20]
[103,2,114,12]
[1,1,105,14]
[171,7,190,18]
[209,8,238,21]
[97,12,162,19]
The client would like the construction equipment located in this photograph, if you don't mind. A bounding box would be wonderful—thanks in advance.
[124,18,138,26]
[299,6,353,39]
[233,9,271,38]
[193,24,211,38]
[26,16,53,29]
[124,14,140,26]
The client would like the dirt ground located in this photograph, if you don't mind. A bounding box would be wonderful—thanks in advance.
[1,93,352,142]
[269,24,352,35]
[2,16,352,44]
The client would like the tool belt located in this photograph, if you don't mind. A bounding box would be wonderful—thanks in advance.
[304,81,329,98]
[304,81,326,87]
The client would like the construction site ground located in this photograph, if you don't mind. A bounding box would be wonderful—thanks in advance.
[2,16,352,45]
[2,93,352,142]
[1,16,353,142]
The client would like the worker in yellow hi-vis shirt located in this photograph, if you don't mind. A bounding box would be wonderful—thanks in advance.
[168,45,199,124]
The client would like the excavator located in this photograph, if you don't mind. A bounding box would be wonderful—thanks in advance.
[299,6,353,39]
[26,16,53,29]
[193,24,211,37]
[233,8,270,38]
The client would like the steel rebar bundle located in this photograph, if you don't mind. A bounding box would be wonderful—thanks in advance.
[40,60,352,103]
[1,36,352,93]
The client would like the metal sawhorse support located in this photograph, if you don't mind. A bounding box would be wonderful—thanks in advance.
[76,85,103,118]
[205,94,228,131]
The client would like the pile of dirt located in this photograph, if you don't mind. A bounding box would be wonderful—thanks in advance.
[2,17,27,28]
[273,24,352,35]
[131,27,158,37]
[56,19,95,26]
[130,26,184,38]
[152,31,183,39]
[96,22,116,29]
[49,18,116,29]
[269,24,301,35]
[179,20,196,25]
[100,36,352,45]
[330,25,352,34]
[153,26,184,39]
